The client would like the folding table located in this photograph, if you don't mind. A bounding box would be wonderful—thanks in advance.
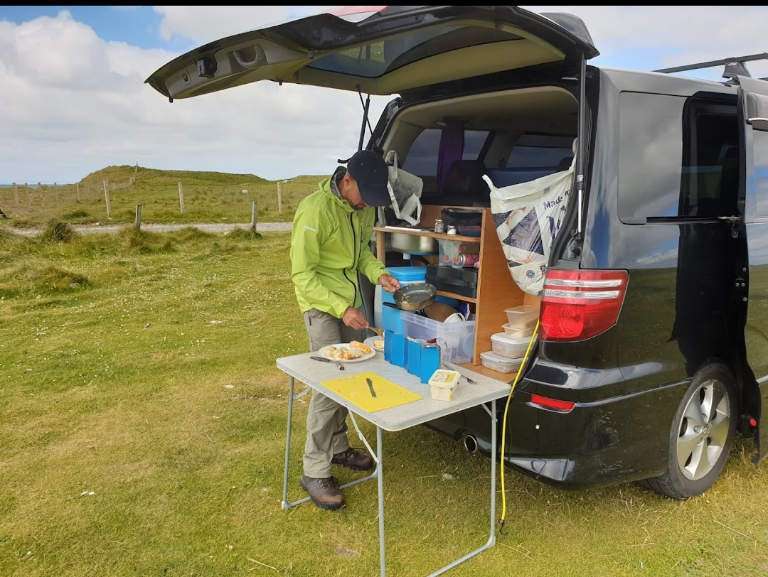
[277,352,511,577]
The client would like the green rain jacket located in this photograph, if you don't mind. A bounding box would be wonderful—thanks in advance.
[290,177,388,319]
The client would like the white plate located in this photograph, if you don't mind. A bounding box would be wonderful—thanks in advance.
[364,335,385,352]
[317,343,377,363]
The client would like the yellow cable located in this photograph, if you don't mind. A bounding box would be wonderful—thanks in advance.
[499,319,539,531]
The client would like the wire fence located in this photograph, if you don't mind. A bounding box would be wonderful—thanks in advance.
[0,167,325,227]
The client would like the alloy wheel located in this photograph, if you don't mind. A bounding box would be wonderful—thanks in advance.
[676,379,731,481]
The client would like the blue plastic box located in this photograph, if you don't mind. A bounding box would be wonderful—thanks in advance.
[381,266,426,335]
[384,330,407,368]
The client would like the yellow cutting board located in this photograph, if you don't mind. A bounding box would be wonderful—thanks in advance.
[321,371,422,413]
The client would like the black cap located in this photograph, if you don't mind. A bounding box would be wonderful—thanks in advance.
[345,149,390,207]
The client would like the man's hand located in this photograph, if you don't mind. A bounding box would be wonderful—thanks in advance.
[379,273,401,294]
[342,307,369,330]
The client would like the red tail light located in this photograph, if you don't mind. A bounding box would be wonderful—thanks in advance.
[540,269,629,342]
[530,394,575,413]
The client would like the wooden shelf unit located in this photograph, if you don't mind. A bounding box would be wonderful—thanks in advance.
[375,206,540,378]
[373,226,481,244]
[435,289,477,303]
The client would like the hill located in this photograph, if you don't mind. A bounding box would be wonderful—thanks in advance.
[1,165,327,227]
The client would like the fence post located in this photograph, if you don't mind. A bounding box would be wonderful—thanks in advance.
[13,183,18,206]
[103,179,112,218]
[251,199,257,233]
[134,204,142,231]
[75,182,80,203]
[277,181,282,214]
[178,181,185,214]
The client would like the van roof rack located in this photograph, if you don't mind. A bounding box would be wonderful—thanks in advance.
[653,52,768,81]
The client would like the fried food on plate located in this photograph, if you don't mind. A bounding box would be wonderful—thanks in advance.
[349,340,373,355]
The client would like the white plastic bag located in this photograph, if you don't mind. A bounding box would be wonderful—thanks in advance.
[484,144,576,296]
[384,150,422,226]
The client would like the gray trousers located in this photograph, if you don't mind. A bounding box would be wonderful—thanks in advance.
[302,308,367,478]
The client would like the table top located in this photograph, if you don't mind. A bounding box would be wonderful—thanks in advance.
[276,352,511,432]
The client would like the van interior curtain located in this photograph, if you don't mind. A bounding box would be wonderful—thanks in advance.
[436,119,464,193]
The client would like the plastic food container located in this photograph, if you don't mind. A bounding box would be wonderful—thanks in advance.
[503,322,534,338]
[429,369,460,401]
[504,305,539,329]
[491,332,532,358]
[401,310,475,364]
[480,351,523,374]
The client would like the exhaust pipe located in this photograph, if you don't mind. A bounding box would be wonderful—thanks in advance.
[462,434,478,454]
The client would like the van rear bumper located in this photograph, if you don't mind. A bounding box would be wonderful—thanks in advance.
[426,372,691,487]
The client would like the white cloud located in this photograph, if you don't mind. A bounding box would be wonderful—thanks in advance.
[523,6,768,78]
[3,6,768,184]
[153,5,321,43]
[0,10,388,183]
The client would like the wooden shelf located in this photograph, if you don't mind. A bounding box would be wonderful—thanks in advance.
[435,290,477,303]
[374,226,480,244]
[459,362,518,383]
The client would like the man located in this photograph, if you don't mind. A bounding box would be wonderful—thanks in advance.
[290,149,401,510]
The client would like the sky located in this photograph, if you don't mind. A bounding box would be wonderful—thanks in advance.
[1,5,768,184]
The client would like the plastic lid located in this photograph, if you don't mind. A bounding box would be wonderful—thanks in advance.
[503,322,534,334]
[504,305,538,316]
[481,350,523,363]
[491,332,533,345]
[387,266,427,282]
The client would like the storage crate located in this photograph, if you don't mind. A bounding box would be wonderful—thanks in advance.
[401,311,475,364]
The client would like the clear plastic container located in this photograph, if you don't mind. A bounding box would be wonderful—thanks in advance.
[503,322,535,338]
[491,332,532,358]
[401,310,475,364]
[480,351,523,374]
[504,305,539,329]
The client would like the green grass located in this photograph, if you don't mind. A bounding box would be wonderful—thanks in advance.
[0,165,326,228]
[2,231,768,577]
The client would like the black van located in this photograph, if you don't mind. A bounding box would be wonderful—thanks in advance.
[147,6,768,499]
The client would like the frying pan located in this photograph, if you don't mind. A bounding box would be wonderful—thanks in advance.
[392,282,437,312]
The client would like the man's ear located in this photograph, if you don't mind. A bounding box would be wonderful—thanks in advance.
[340,172,355,191]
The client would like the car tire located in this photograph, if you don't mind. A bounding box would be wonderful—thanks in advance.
[642,363,737,500]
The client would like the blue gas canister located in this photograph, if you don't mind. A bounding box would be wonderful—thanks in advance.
[419,343,441,384]
[384,329,407,368]
[406,337,422,376]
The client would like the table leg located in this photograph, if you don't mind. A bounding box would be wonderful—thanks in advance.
[280,384,379,511]
[425,399,498,577]
[489,398,497,547]
[281,376,295,511]
[377,426,386,577]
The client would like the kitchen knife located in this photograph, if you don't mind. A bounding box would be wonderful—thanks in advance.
[310,355,344,370]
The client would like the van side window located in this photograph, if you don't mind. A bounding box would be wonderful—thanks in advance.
[618,92,738,223]
[680,97,739,218]
[401,128,490,176]
[751,128,768,217]
[618,92,686,222]
[484,133,574,187]
[505,133,574,169]
[463,130,490,160]
[402,128,441,176]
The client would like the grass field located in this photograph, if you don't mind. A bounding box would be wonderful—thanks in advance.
[0,165,326,228]
[2,227,768,577]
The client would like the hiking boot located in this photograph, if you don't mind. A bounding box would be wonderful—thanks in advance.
[300,475,345,511]
[331,447,374,472]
